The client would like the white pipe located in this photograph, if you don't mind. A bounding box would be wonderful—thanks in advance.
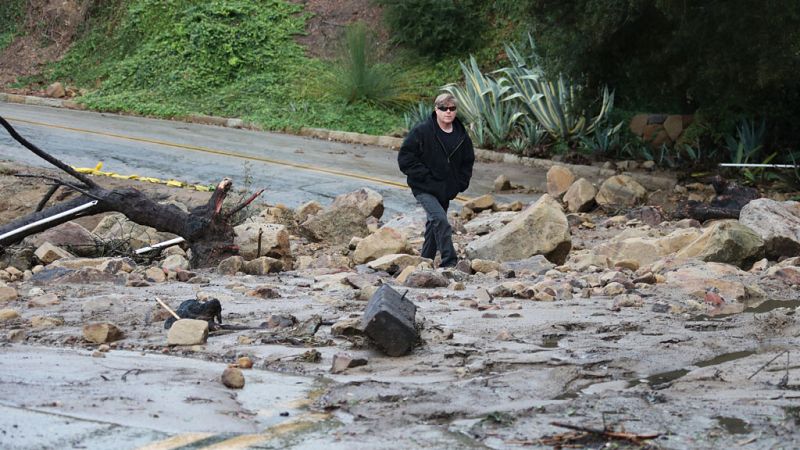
[0,200,99,241]
[719,163,799,168]
[135,237,185,254]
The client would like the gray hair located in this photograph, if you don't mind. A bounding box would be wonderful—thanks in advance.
[434,93,457,108]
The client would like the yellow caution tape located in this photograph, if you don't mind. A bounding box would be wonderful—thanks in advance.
[71,162,214,192]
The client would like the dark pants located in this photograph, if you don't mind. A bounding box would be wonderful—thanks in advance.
[414,192,457,267]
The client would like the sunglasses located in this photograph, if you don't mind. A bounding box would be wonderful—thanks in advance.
[436,106,457,112]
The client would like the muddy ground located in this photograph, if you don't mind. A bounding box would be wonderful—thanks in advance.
[1,161,799,449]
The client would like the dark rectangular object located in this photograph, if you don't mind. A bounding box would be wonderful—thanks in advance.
[360,284,417,356]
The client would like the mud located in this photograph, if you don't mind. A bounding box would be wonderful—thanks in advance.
[1,164,799,449]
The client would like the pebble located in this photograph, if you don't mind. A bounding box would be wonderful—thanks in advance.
[221,367,245,389]
[237,356,254,369]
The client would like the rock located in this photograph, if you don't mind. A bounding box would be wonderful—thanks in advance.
[233,221,291,260]
[301,188,384,243]
[471,259,501,274]
[739,199,800,259]
[295,200,323,222]
[463,212,517,235]
[629,113,648,135]
[31,316,64,328]
[46,82,66,98]
[563,178,597,213]
[501,255,555,276]
[82,323,124,344]
[465,194,571,264]
[28,293,60,307]
[247,285,281,299]
[0,286,19,303]
[603,282,626,296]
[463,194,495,212]
[0,309,20,321]
[0,247,35,271]
[144,267,167,283]
[546,165,575,199]
[403,270,449,288]
[28,222,98,257]
[768,266,800,285]
[595,175,647,209]
[663,262,753,302]
[657,228,704,254]
[331,353,368,373]
[594,237,662,268]
[237,357,254,369]
[50,257,136,273]
[367,254,430,274]
[612,294,644,309]
[161,255,189,271]
[353,227,411,264]
[167,319,209,345]
[675,220,764,268]
[331,318,363,336]
[494,174,512,191]
[361,284,418,356]
[221,367,245,389]
[263,314,296,329]
[625,206,664,227]
[34,242,74,265]
[243,257,283,275]
[217,256,245,275]
[395,265,416,284]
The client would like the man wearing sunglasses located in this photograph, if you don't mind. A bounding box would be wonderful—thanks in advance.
[398,93,475,268]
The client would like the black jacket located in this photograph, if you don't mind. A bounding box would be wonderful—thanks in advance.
[398,113,475,204]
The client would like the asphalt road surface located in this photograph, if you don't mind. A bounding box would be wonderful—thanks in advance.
[0,103,546,219]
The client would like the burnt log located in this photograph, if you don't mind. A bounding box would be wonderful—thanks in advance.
[0,115,259,267]
[673,175,760,222]
[360,284,418,356]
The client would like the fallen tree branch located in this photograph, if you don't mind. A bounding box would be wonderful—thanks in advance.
[550,421,660,444]
[0,115,245,267]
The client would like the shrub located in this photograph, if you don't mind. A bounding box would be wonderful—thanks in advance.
[377,0,486,57]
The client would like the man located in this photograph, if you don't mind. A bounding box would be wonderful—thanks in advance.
[398,93,475,268]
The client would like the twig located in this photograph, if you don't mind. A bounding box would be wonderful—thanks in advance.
[14,174,102,200]
[155,297,181,320]
[748,350,789,380]
[225,188,265,219]
[36,184,60,211]
[550,421,660,443]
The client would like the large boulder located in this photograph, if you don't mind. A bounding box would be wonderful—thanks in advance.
[301,188,384,244]
[463,212,517,235]
[233,220,291,261]
[546,166,575,199]
[663,261,758,303]
[595,175,647,209]
[353,227,411,264]
[563,178,597,213]
[593,237,662,268]
[739,198,800,259]
[675,220,764,268]
[465,194,571,264]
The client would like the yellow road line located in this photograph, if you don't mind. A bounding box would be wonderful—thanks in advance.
[135,432,215,450]
[4,116,471,202]
[199,413,330,450]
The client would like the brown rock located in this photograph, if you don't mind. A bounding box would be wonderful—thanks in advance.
[217,256,245,275]
[46,82,66,98]
[221,367,245,388]
[237,356,254,369]
[31,316,64,328]
[629,114,648,136]
[243,257,283,275]
[167,319,208,345]
[546,166,575,199]
[28,293,60,307]
[330,353,368,374]
[663,115,684,141]
[494,174,512,192]
[463,194,495,212]
[0,309,20,321]
[83,323,124,344]
[34,243,74,265]
[0,286,19,303]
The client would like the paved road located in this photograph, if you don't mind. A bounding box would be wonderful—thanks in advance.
[0,103,546,219]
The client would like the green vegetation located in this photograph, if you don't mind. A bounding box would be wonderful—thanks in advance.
[2,0,797,188]
[376,0,486,57]
[0,0,25,52]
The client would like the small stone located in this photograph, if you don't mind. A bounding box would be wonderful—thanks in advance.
[331,318,362,336]
[237,336,254,345]
[603,282,626,296]
[247,285,281,299]
[330,353,368,374]
[28,293,60,308]
[221,367,245,389]
[237,356,254,369]
[449,281,465,291]
[0,286,19,303]
[612,294,644,309]
[144,267,167,283]
[92,351,106,358]
[98,344,111,352]
[496,329,513,340]
[31,316,64,328]
[34,242,74,264]
[0,309,20,321]
[83,323,124,344]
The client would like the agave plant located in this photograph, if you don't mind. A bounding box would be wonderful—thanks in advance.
[511,75,615,142]
[724,118,766,164]
[403,101,430,130]
[442,56,523,148]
